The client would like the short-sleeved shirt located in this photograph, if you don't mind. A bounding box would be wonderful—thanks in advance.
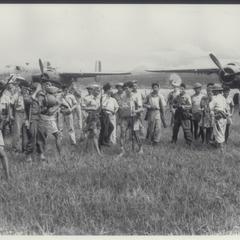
[102,94,119,114]
[209,94,227,114]
[62,93,77,109]
[191,93,205,113]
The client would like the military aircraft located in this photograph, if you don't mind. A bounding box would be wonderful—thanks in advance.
[0,59,131,87]
[146,53,240,89]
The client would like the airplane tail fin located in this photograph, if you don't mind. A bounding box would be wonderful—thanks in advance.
[95,60,102,82]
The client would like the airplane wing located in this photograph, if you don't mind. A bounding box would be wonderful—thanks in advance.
[59,72,131,78]
[145,68,219,75]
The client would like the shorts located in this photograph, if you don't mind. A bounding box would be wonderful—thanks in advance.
[38,118,59,135]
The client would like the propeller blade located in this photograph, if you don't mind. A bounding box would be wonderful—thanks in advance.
[39,58,44,75]
[209,53,225,73]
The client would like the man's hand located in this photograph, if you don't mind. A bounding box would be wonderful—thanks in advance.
[25,120,30,129]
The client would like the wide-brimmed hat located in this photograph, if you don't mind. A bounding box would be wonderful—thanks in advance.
[193,82,202,89]
[115,82,124,88]
[211,83,223,91]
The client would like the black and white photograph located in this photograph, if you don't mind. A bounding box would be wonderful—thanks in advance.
[0,3,240,235]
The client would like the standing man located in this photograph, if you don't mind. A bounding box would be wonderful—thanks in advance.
[60,85,78,145]
[0,80,11,180]
[119,81,143,154]
[167,82,181,126]
[144,83,167,145]
[223,86,234,143]
[113,82,125,142]
[82,85,102,156]
[171,83,192,145]
[209,84,228,151]
[191,83,204,140]
[199,83,214,144]
[99,83,119,146]
[37,80,62,161]
[131,80,145,137]
[70,84,84,142]
[11,80,26,152]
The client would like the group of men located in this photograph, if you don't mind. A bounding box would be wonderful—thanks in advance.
[168,81,234,150]
[0,74,235,180]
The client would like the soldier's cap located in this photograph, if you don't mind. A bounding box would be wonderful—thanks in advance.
[193,82,202,89]
[115,82,124,88]
[131,80,138,84]
[91,84,100,89]
[211,83,223,91]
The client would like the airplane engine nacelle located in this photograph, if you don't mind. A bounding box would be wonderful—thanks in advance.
[219,63,240,88]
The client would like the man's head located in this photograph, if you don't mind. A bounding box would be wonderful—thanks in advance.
[223,85,231,98]
[211,83,223,95]
[206,83,214,97]
[115,82,124,94]
[92,85,101,97]
[152,82,159,94]
[193,82,202,95]
[131,80,138,92]
[124,81,134,95]
[103,83,112,95]
[86,85,93,95]
[180,83,186,95]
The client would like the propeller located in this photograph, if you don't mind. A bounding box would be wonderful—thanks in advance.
[209,53,226,74]
[209,53,240,81]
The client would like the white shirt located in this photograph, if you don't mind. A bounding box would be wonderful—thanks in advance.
[132,90,144,107]
[102,94,119,114]
[191,93,205,113]
[209,94,227,113]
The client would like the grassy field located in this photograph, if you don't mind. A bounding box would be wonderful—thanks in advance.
[1,109,240,235]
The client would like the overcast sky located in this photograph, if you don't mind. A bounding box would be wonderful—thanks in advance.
[0,4,239,72]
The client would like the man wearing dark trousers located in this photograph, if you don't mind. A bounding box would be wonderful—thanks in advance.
[171,83,192,145]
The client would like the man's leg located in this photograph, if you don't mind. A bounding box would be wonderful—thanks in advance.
[172,120,181,143]
[225,123,230,143]
[193,120,199,140]
[181,119,193,145]
[152,119,161,143]
[0,147,9,180]
[66,114,76,145]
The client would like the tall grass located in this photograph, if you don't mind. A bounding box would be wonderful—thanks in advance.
[0,112,240,234]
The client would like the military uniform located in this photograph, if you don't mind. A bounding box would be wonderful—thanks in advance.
[172,93,192,145]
